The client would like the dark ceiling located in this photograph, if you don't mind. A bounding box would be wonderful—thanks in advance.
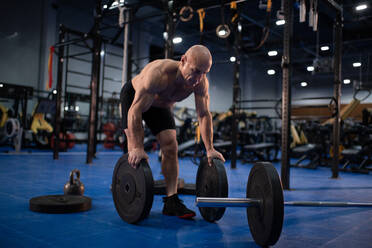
[59,0,372,85]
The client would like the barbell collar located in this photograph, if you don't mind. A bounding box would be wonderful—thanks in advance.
[196,197,261,208]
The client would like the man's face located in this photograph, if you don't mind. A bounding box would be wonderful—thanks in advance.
[181,55,211,87]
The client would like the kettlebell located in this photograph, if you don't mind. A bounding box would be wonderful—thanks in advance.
[64,169,85,195]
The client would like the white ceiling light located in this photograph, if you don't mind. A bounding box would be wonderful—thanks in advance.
[230,56,236,62]
[172,37,182,44]
[75,106,80,111]
[238,23,242,32]
[0,83,3,88]
[343,79,351,84]
[267,69,275,75]
[353,62,362,67]
[268,50,278,56]
[52,89,57,94]
[307,66,314,72]
[103,4,108,9]
[276,20,285,26]
[100,50,105,56]
[163,32,168,40]
[356,4,367,11]
[301,81,308,87]
[64,106,68,111]
[320,46,329,51]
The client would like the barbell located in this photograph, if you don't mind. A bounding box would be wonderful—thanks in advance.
[112,155,372,247]
[197,198,372,208]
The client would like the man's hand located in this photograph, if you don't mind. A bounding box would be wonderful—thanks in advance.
[206,148,225,166]
[128,148,149,168]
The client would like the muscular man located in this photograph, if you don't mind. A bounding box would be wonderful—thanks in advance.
[120,45,225,219]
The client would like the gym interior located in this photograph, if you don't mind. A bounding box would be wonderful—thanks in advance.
[1,0,372,247]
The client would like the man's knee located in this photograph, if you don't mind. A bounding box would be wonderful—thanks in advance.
[160,137,178,159]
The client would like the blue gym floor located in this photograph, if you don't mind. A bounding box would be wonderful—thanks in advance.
[1,145,372,248]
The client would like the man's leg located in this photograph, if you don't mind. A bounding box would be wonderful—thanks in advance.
[156,129,195,219]
[156,129,178,196]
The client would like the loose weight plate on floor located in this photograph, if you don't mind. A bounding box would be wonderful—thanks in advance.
[196,157,228,222]
[112,154,154,224]
[246,162,284,246]
[29,195,92,213]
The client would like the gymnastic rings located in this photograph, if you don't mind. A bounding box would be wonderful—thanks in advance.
[216,24,231,39]
[179,6,194,22]
[353,88,371,102]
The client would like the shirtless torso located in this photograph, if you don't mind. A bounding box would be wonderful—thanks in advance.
[131,59,206,109]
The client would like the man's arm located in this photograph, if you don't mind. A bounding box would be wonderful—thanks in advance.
[195,77,225,164]
[127,68,163,166]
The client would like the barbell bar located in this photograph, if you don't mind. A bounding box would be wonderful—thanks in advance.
[196,197,372,208]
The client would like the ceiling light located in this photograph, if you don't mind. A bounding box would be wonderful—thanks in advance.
[230,56,236,62]
[103,4,108,9]
[356,4,367,11]
[163,32,168,40]
[100,50,105,56]
[268,50,278,56]
[0,83,3,88]
[353,62,362,67]
[52,89,57,94]
[172,37,182,44]
[267,69,275,75]
[320,46,329,51]
[75,106,80,111]
[343,79,351,84]
[238,23,242,32]
[307,66,314,72]
[216,24,231,38]
[276,20,285,26]
[301,81,308,87]
[64,106,68,111]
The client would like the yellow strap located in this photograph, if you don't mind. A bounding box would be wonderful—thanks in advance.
[230,1,238,23]
[291,125,301,145]
[194,122,201,143]
[197,8,205,32]
[267,0,272,12]
[31,113,53,134]
[0,105,8,128]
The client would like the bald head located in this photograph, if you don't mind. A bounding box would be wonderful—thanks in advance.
[179,45,212,87]
[185,45,212,66]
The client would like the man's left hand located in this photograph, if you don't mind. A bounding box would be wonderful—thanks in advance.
[206,148,225,166]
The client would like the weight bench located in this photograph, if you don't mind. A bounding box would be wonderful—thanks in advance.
[241,142,277,162]
[291,144,321,169]
[340,146,370,174]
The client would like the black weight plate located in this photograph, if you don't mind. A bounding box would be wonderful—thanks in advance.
[112,154,154,224]
[29,195,92,213]
[246,162,284,246]
[196,157,228,222]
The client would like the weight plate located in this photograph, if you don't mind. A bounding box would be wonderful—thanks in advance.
[29,195,92,213]
[196,157,228,222]
[246,162,284,246]
[112,154,154,224]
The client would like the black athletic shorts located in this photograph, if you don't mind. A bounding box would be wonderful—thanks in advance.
[120,81,176,136]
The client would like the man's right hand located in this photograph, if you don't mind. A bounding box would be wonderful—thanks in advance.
[128,148,149,168]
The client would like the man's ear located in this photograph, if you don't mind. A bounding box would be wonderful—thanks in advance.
[181,55,187,66]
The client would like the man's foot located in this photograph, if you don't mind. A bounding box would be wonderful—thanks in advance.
[162,194,196,219]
